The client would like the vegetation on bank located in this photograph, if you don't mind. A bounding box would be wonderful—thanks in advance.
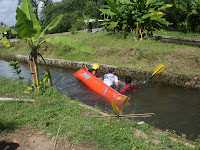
[0,32,200,77]
[0,77,199,149]
[155,29,200,38]
[39,0,200,34]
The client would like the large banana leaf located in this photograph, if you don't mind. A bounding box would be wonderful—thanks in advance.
[40,14,63,38]
[20,0,41,38]
[118,0,132,5]
[11,29,17,35]
[156,18,172,25]
[99,9,116,16]
[141,13,151,20]
[150,12,164,20]
[158,4,173,10]
[107,22,118,29]
[45,37,96,54]
[106,0,119,15]
[146,0,157,6]
[16,7,36,38]
[1,36,11,47]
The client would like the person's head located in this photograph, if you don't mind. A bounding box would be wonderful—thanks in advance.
[125,76,132,84]
[109,67,115,74]
[92,64,99,71]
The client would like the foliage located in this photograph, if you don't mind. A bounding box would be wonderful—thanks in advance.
[82,13,97,32]
[0,25,11,47]
[18,0,41,19]
[9,61,24,80]
[40,0,105,33]
[100,0,172,40]
[163,0,200,32]
[36,0,199,34]
[15,0,95,92]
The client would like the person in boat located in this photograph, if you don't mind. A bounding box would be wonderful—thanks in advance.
[103,67,119,90]
[83,63,99,77]
[120,75,145,94]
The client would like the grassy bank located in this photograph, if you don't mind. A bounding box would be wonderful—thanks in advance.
[0,32,200,77]
[0,77,199,149]
[155,29,200,39]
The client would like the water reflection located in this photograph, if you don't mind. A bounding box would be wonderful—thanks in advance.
[0,59,199,140]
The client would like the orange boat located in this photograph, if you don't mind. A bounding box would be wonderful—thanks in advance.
[73,68,127,106]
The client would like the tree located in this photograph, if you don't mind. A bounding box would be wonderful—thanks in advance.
[163,0,200,32]
[40,0,106,33]
[16,0,95,93]
[100,0,172,40]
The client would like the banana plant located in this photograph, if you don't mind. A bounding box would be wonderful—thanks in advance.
[99,0,121,31]
[0,25,11,47]
[82,13,97,32]
[100,0,173,40]
[16,0,96,93]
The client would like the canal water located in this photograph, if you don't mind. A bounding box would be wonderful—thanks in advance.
[0,59,199,140]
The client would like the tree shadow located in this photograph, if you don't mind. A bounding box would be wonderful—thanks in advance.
[0,141,19,150]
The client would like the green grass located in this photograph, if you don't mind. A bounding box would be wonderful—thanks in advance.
[155,29,200,38]
[0,77,199,149]
[0,32,200,77]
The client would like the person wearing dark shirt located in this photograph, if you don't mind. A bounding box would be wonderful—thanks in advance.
[83,63,99,77]
[120,76,145,94]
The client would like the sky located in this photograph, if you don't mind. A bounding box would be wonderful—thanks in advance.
[0,0,61,27]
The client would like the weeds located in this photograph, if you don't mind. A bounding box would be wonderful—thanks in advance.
[9,61,24,80]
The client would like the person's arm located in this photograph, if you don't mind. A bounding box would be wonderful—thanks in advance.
[115,76,119,86]
[133,81,145,88]
[82,63,89,70]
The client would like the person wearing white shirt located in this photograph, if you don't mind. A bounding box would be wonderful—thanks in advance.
[103,67,119,89]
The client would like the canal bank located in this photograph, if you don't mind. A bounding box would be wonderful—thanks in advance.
[0,53,200,89]
[0,77,198,149]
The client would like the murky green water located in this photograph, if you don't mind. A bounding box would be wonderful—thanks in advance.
[0,60,199,140]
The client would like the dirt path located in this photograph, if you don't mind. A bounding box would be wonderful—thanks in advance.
[0,126,95,150]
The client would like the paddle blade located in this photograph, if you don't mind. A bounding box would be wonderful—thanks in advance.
[121,94,131,110]
[112,100,120,117]
[152,64,165,76]
[120,95,131,113]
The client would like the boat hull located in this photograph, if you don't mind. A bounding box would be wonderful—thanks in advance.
[73,68,127,106]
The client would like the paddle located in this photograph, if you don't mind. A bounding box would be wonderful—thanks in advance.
[145,64,165,83]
